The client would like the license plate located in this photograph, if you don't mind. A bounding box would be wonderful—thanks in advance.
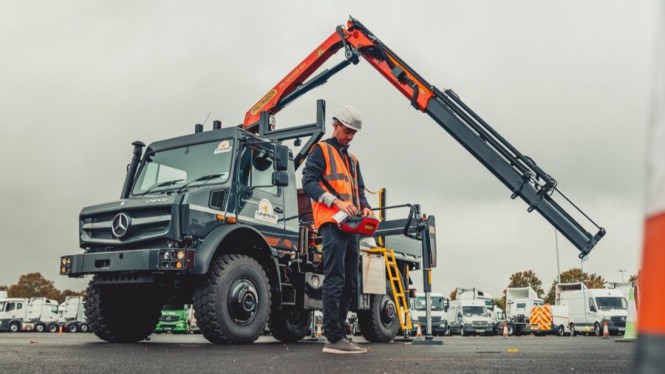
[163,326,173,331]
[476,329,485,333]
[619,327,625,332]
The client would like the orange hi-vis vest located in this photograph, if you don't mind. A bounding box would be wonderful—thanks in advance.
[311,142,361,230]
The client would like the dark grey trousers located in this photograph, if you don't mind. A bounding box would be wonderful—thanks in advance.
[319,223,359,343]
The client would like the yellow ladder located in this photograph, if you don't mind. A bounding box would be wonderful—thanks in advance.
[368,248,412,330]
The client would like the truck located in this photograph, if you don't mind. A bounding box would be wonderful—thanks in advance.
[529,304,570,336]
[456,288,501,333]
[50,296,89,333]
[556,283,628,336]
[154,304,193,334]
[59,17,604,344]
[0,297,59,332]
[447,299,494,336]
[500,287,545,336]
[410,293,449,336]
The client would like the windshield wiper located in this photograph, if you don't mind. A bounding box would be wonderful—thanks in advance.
[177,173,224,193]
[138,179,184,196]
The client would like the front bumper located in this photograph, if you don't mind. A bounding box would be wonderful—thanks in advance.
[465,323,493,334]
[60,248,195,277]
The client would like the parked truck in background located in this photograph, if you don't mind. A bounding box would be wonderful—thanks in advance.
[447,299,494,336]
[556,283,628,336]
[0,297,59,332]
[154,304,193,334]
[410,292,449,336]
[457,288,502,333]
[50,296,89,333]
[500,287,544,336]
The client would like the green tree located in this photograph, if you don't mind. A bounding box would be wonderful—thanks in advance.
[493,296,505,312]
[507,270,544,297]
[449,288,458,301]
[544,268,607,304]
[8,272,61,301]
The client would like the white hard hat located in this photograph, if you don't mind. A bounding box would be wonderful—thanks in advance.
[332,105,362,131]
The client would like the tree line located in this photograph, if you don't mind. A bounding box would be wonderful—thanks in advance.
[448,268,638,311]
[0,272,85,304]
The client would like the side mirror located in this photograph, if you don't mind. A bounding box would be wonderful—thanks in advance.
[275,145,289,171]
[272,171,289,187]
[590,305,597,313]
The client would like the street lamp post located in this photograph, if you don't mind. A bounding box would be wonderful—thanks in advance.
[619,269,627,283]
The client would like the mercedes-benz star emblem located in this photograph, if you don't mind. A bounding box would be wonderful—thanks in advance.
[111,213,131,238]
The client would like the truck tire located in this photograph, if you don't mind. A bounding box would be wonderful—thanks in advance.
[193,254,271,344]
[460,325,467,336]
[35,323,46,333]
[68,323,78,333]
[557,325,566,336]
[269,307,310,343]
[357,287,401,343]
[9,322,20,333]
[85,280,162,343]
[594,322,602,337]
[570,323,577,337]
[80,323,89,332]
[48,323,58,333]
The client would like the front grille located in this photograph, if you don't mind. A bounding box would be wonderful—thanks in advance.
[81,207,172,244]
[160,315,180,322]
[472,321,488,327]
[610,316,626,327]
[417,316,442,324]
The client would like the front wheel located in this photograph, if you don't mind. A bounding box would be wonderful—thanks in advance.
[557,325,565,336]
[594,323,602,337]
[48,323,58,333]
[357,287,401,342]
[269,307,311,343]
[68,323,78,333]
[570,323,577,337]
[193,254,271,344]
[35,323,46,333]
[9,322,20,333]
[79,323,89,333]
[86,280,162,343]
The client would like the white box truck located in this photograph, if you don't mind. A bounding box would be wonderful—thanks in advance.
[457,288,502,334]
[447,299,494,336]
[556,283,628,336]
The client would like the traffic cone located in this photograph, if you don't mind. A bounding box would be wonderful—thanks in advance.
[502,323,509,339]
[316,322,322,337]
[602,321,610,339]
[58,325,63,334]
[416,324,422,337]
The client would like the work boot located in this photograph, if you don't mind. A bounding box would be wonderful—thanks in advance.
[322,338,368,354]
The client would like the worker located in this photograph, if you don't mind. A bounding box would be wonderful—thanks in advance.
[302,104,373,354]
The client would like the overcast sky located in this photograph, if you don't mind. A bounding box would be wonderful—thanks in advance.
[0,1,659,299]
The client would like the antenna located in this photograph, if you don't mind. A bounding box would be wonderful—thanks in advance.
[201,112,211,126]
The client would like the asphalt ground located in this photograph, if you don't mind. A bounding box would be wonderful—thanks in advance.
[0,332,634,374]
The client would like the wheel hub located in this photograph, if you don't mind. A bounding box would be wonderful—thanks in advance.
[228,279,259,325]
[380,297,397,325]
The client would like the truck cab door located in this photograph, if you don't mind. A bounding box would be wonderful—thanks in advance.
[236,146,288,250]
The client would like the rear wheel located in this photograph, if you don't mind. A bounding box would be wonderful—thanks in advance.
[570,323,577,337]
[48,323,58,333]
[269,307,311,343]
[35,323,46,333]
[86,280,162,343]
[68,323,78,333]
[193,254,271,344]
[79,323,89,333]
[357,286,401,342]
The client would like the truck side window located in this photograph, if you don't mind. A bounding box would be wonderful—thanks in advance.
[239,148,278,195]
[6,302,15,312]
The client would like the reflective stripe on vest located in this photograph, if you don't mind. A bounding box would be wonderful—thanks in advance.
[311,142,360,229]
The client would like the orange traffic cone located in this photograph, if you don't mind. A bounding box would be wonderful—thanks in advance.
[503,323,509,338]
[316,322,322,337]
[416,324,422,337]
[602,321,610,339]
[58,325,63,334]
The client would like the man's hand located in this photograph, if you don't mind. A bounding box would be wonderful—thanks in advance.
[362,207,374,218]
[333,199,359,216]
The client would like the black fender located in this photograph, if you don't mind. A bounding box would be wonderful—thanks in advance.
[192,224,279,274]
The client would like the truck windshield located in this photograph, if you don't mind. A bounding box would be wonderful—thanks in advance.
[414,296,445,311]
[132,140,234,196]
[462,306,488,317]
[595,297,628,310]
